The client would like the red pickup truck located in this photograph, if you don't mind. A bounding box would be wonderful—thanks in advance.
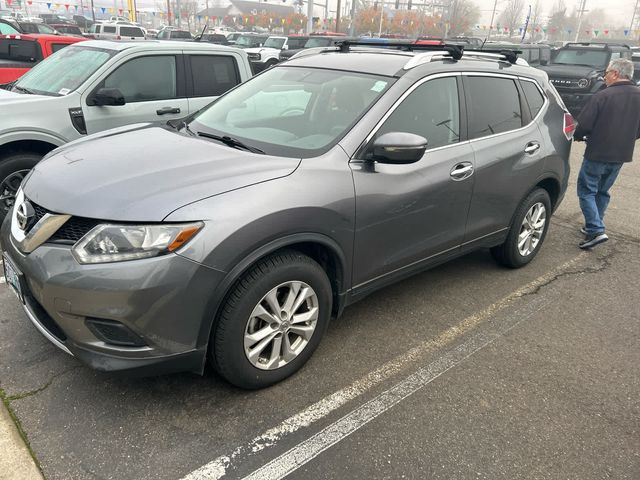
[0,34,85,84]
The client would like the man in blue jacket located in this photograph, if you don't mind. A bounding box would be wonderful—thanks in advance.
[573,58,640,249]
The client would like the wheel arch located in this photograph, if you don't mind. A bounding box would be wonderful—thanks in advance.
[0,138,60,160]
[197,233,349,361]
[536,175,562,211]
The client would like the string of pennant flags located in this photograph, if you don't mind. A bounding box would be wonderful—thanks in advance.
[475,24,639,37]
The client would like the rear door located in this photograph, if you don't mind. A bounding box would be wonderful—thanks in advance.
[81,51,188,133]
[462,74,545,244]
[185,53,243,112]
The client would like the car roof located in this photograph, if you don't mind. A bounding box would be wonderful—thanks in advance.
[72,39,240,53]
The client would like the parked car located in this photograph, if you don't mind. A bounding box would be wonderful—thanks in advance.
[195,32,230,45]
[631,51,640,84]
[48,23,84,37]
[279,35,352,61]
[482,42,552,67]
[225,32,242,44]
[16,22,59,35]
[0,33,86,84]
[39,13,73,25]
[72,15,94,30]
[538,42,632,116]
[233,33,269,48]
[0,18,20,34]
[0,40,252,218]
[86,22,146,40]
[0,42,573,389]
[156,28,193,40]
[245,35,308,72]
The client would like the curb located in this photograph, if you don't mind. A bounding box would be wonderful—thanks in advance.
[0,398,43,480]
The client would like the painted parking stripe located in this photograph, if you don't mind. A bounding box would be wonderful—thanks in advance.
[182,254,584,480]
[241,295,551,480]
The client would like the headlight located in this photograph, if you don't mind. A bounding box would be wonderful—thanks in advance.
[72,222,203,264]
[248,52,261,61]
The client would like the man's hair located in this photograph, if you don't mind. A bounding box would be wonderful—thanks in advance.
[608,58,634,80]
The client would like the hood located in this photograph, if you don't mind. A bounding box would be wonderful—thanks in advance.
[244,47,279,54]
[23,126,301,222]
[279,48,302,59]
[0,88,50,103]
[538,63,602,78]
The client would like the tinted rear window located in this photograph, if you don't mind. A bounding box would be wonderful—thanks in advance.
[172,30,191,39]
[190,55,240,97]
[120,26,144,37]
[104,26,116,33]
[0,39,40,61]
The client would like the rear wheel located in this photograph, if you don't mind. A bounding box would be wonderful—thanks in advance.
[212,250,332,389]
[0,152,42,222]
[491,188,551,268]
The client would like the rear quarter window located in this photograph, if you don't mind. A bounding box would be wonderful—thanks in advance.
[51,43,72,53]
[104,26,116,34]
[520,79,546,118]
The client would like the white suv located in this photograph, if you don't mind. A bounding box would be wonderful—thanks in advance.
[88,22,146,40]
[245,35,308,72]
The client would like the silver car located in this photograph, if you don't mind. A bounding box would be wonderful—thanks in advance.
[1,43,574,389]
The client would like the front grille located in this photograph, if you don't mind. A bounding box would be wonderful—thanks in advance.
[29,200,100,244]
[549,78,589,91]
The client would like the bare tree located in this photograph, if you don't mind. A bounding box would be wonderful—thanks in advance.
[497,0,525,37]
[446,0,481,36]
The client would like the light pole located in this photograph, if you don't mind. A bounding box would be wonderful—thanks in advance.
[629,0,639,42]
[574,0,587,42]
[487,0,498,41]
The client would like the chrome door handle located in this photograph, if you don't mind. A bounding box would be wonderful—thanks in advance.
[450,163,474,180]
[524,142,541,154]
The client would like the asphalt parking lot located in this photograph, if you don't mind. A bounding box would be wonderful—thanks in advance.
[1,142,639,480]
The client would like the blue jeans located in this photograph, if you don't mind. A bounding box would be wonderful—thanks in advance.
[577,159,623,235]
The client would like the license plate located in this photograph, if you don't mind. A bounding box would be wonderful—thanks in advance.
[2,254,23,303]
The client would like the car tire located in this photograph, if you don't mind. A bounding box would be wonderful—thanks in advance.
[212,250,332,389]
[265,58,278,69]
[0,152,42,221]
[491,188,551,269]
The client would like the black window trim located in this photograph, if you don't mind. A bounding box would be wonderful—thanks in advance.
[461,72,536,143]
[183,53,241,99]
[87,53,185,105]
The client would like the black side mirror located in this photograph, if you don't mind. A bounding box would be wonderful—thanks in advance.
[371,132,428,164]
[91,87,125,106]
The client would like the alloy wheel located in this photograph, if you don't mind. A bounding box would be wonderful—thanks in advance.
[244,281,319,370]
[0,169,30,214]
[518,201,546,256]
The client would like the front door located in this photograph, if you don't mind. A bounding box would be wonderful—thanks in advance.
[81,54,188,134]
[351,75,475,291]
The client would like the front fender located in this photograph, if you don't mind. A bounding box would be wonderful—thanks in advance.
[0,129,67,149]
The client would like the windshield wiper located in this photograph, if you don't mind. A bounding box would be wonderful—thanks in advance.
[12,85,35,95]
[196,132,265,154]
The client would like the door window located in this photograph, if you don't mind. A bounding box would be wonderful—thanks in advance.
[375,76,460,150]
[189,55,240,97]
[466,76,523,139]
[103,26,116,34]
[103,56,177,102]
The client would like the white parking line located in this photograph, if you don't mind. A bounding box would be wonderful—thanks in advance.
[241,295,551,480]
[181,254,584,480]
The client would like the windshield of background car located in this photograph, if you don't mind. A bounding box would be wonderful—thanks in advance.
[235,35,263,47]
[264,37,285,49]
[13,45,115,96]
[553,49,609,68]
[190,66,394,158]
[0,22,19,34]
[304,37,335,48]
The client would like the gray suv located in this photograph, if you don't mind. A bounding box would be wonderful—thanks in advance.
[1,43,574,389]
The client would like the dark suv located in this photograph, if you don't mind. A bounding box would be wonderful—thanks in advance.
[539,42,632,115]
[1,43,574,390]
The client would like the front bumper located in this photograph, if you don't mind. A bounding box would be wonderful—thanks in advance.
[1,214,225,376]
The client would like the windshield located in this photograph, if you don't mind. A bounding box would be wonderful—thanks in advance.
[14,45,115,96]
[236,35,264,47]
[552,49,609,68]
[264,37,286,49]
[0,22,19,34]
[38,24,57,34]
[190,66,394,158]
[304,37,335,48]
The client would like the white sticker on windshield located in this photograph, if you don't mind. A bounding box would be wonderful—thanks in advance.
[58,88,71,95]
[371,81,387,92]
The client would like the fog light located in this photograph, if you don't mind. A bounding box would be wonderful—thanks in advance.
[85,318,146,347]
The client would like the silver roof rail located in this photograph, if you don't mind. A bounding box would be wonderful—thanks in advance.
[404,50,529,70]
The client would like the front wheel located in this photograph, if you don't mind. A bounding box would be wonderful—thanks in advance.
[0,152,42,222]
[491,188,551,269]
[212,250,332,389]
